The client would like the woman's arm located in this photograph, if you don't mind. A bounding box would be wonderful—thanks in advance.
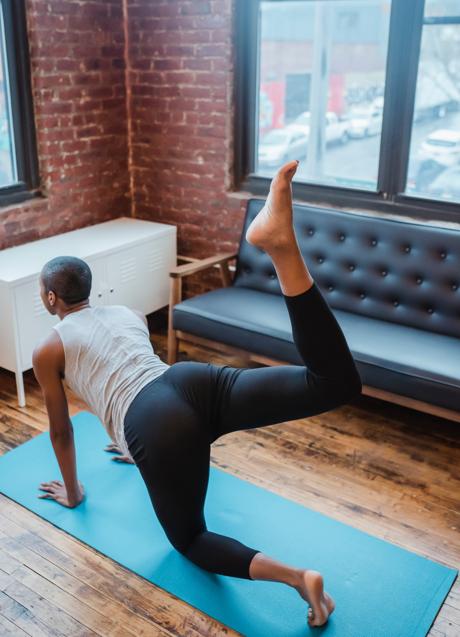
[32,336,84,507]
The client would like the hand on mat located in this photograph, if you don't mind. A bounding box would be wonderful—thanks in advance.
[103,442,135,464]
[38,480,85,508]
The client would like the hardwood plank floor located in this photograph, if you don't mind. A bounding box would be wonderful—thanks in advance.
[0,325,459,636]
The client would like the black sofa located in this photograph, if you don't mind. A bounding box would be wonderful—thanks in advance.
[168,199,460,423]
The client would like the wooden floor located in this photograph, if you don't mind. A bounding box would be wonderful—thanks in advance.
[0,325,459,636]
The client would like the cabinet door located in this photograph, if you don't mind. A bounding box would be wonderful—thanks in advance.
[14,277,58,370]
[86,256,108,307]
[142,232,177,313]
[104,235,175,314]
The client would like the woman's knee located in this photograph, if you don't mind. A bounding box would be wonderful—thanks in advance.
[162,516,207,558]
[311,365,362,406]
[169,531,208,570]
[162,524,194,556]
[169,536,191,556]
[344,369,362,400]
[330,368,362,403]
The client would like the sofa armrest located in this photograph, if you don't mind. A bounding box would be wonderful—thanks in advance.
[167,251,238,364]
[168,250,238,318]
[169,251,238,279]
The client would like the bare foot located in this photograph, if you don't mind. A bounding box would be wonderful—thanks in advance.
[294,569,335,628]
[245,159,299,253]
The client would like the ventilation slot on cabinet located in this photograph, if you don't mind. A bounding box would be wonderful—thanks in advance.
[146,250,165,273]
[33,292,47,317]
[120,258,137,283]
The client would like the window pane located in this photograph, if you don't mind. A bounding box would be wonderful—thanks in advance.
[424,0,459,19]
[0,3,16,188]
[406,16,460,202]
[256,0,391,191]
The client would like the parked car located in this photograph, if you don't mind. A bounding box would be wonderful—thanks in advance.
[258,127,309,167]
[424,164,460,200]
[287,111,349,145]
[346,105,383,138]
[407,158,446,192]
[417,129,460,167]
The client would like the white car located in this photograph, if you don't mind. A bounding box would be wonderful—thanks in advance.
[258,127,309,167]
[287,111,349,145]
[347,105,383,138]
[417,129,460,167]
[425,165,460,200]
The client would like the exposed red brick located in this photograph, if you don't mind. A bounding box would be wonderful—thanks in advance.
[1,1,130,249]
[3,0,248,303]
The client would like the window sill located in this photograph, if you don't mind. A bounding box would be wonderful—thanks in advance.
[0,188,45,210]
[231,175,460,231]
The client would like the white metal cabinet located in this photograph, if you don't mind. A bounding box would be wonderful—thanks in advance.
[86,256,108,307]
[0,217,177,406]
[105,234,175,314]
[14,279,57,371]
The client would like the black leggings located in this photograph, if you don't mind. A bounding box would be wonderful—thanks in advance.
[123,281,362,580]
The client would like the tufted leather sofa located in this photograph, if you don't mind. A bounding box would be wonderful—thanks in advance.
[169,199,460,422]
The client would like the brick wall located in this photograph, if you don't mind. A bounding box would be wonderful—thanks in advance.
[0,0,130,250]
[3,0,247,299]
[127,0,247,297]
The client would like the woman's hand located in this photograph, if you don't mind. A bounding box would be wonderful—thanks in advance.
[104,442,135,464]
[38,480,85,508]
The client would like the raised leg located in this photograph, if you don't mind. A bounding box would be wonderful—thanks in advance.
[246,160,314,296]
[212,160,361,439]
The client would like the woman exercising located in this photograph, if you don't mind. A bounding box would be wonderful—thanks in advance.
[33,160,362,628]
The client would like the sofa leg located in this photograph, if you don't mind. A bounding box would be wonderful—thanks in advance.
[168,276,182,364]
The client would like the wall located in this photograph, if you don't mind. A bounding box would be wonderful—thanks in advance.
[0,0,130,251]
[126,0,460,301]
[127,0,246,297]
[7,1,455,302]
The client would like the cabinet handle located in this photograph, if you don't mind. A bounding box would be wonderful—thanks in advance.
[98,293,102,298]
[110,288,114,293]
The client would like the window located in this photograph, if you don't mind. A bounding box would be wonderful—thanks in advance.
[256,1,391,191]
[406,0,460,203]
[0,0,39,206]
[236,0,460,222]
[0,24,15,188]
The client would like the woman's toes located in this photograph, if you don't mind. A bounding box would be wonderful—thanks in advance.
[280,159,299,174]
[307,605,327,628]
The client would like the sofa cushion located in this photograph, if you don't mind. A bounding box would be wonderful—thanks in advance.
[232,199,460,340]
[172,286,460,411]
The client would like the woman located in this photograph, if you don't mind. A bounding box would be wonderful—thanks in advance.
[34,160,362,628]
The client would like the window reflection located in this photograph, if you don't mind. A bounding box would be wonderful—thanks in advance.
[0,3,16,188]
[406,2,460,203]
[256,0,391,191]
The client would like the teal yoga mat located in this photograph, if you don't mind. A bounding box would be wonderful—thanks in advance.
[0,411,457,636]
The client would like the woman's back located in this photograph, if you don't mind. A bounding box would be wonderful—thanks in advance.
[52,304,169,457]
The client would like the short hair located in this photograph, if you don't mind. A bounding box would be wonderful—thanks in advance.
[41,256,92,305]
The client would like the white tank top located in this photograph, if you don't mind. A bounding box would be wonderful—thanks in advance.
[52,305,170,461]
